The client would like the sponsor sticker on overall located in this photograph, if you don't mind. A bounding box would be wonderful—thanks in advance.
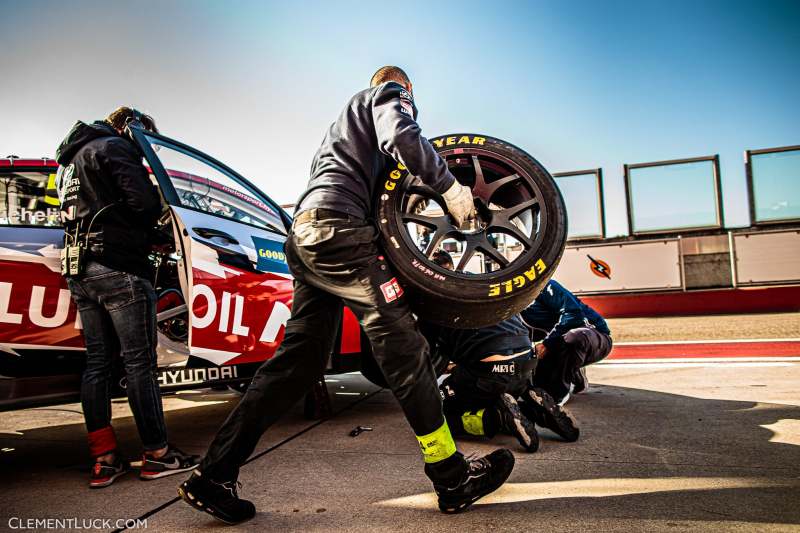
[399,100,414,116]
[380,277,404,303]
[253,237,290,274]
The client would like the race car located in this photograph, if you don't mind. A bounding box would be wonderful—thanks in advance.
[0,130,366,410]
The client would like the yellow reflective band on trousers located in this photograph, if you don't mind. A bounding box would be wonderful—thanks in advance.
[416,420,457,464]
[461,409,486,436]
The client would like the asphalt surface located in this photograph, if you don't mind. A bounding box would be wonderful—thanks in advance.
[1,352,798,533]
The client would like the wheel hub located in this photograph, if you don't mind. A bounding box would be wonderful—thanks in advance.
[397,149,547,277]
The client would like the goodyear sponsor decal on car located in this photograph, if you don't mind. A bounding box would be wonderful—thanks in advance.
[253,237,289,274]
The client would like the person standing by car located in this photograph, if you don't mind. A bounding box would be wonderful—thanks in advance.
[521,279,613,405]
[55,107,199,488]
[179,66,515,524]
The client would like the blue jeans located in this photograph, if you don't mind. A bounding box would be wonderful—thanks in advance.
[67,261,167,451]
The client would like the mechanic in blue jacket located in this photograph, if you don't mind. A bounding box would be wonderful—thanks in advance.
[521,280,612,405]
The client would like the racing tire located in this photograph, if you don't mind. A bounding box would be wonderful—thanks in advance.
[376,133,567,329]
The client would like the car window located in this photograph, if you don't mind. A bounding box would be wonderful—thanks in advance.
[146,137,285,234]
[0,171,62,227]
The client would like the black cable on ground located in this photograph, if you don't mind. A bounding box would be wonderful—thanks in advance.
[112,387,382,532]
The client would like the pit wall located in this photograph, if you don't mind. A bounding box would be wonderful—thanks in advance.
[554,227,800,317]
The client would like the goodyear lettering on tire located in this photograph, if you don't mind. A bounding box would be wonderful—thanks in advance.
[384,162,406,191]
[431,135,487,148]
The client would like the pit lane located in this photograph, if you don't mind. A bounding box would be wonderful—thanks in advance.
[1,316,799,532]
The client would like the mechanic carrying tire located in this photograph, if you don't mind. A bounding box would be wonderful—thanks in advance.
[179,66,516,524]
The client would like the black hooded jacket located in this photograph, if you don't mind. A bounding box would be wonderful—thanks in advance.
[55,121,161,279]
[296,81,456,218]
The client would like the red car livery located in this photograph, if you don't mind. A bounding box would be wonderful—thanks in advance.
[0,131,364,409]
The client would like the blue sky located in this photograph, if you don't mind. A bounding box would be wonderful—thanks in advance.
[1,0,798,236]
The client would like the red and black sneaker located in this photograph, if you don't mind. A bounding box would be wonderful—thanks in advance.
[89,456,130,488]
[140,444,200,480]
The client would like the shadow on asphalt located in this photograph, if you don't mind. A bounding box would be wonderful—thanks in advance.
[367,383,800,528]
[0,380,798,529]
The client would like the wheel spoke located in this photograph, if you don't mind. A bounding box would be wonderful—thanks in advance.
[497,197,539,220]
[486,173,521,198]
[402,210,459,258]
[477,237,510,267]
[456,241,478,271]
[470,156,490,199]
[406,184,445,204]
[423,229,449,257]
[490,219,534,248]
[471,163,523,202]
[402,212,446,229]
[471,155,486,190]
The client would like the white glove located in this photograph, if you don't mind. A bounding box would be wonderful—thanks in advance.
[442,180,476,228]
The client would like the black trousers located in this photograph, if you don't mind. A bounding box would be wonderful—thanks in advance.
[200,210,445,481]
[532,327,613,401]
[440,347,533,437]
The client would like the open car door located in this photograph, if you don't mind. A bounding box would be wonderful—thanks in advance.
[134,130,296,370]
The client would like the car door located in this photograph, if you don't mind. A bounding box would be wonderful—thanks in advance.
[131,130,297,370]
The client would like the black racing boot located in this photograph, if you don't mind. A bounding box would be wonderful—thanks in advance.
[178,472,256,525]
[520,387,580,442]
[425,450,515,514]
[496,394,539,453]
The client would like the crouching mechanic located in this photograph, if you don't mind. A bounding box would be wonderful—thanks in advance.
[522,279,612,405]
[421,252,539,452]
[424,251,579,447]
[178,66,515,524]
[55,107,199,488]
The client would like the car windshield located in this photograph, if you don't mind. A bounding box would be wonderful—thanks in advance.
[0,171,62,227]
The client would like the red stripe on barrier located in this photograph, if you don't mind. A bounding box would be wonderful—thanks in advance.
[608,341,800,359]
[583,286,800,318]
